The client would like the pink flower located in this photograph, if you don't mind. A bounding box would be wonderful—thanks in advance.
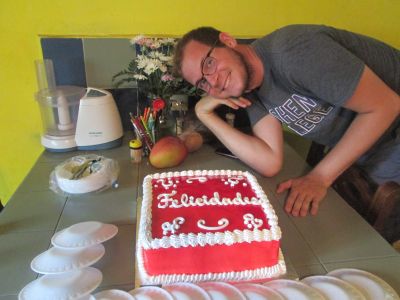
[161,74,174,82]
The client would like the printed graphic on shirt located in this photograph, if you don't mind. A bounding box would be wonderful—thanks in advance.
[269,94,333,136]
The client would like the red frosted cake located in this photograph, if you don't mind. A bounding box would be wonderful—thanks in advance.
[137,170,286,284]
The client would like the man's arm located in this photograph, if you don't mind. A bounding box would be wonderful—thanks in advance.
[195,96,284,176]
[278,66,400,217]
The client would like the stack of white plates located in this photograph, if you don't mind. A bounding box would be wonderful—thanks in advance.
[264,279,326,300]
[125,267,399,300]
[263,269,399,300]
[94,289,135,299]
[19,221,119,300]
[326,268,399,300]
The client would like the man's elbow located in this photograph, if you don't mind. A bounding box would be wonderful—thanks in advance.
[257,161,282,177]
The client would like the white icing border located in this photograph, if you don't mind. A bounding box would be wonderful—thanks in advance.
[140,170,282,250]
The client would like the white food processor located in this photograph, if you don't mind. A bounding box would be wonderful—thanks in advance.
[34,59,123,152]
[35,85,85,152]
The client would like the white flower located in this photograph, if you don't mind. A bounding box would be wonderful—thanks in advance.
[149,51,162,59]
[136,55,149,69]
[160,38,176,45]
[159,53,171,62]
[150,40,161,49]
[133,74,147,80]
[158,62,167,73]
[144,60,159,75]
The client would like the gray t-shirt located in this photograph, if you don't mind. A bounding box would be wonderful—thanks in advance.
[246,24,400,147]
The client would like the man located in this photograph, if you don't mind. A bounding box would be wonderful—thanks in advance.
[173,25,400,217]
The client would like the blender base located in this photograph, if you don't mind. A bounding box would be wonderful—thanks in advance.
[41,134,77,152]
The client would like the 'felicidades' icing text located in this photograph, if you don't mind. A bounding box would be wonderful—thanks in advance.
[157,191,262,209]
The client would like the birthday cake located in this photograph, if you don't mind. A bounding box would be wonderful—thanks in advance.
[137,170,286,285]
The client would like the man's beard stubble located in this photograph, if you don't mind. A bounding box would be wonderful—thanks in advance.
[232,49,254,96]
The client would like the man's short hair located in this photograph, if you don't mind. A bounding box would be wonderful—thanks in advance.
[173,27,223,77]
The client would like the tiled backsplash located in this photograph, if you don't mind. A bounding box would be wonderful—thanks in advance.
[41,38,136,88]
[40,37,252,131]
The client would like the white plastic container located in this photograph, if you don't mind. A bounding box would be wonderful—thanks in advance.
[35,86,86,151]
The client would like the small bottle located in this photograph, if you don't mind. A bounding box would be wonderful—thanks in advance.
[225,112,235,127]
[129,139,143,163]
[176,117,184,135]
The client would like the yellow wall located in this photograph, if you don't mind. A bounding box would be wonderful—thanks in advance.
[0,0,399,204]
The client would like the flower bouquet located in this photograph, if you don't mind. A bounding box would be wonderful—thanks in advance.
[113,36,195,150]
[112,35,195,101]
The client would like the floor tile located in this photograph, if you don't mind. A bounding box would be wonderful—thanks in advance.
[295,264,327,279]
[37,149,82,163]
[57,187,137,228]
[289,202,398,263]
[93,224,136,288]
[282,255,300,280]
[0,191,66,233]
[113,158,139,191]
[0,295,17,300]
[277,212,321,267]
[15,161,60,193]
[0,231,53,295]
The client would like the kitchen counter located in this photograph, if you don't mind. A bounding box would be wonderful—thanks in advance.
[0,134,399,298]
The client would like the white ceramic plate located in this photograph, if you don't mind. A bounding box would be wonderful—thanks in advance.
[234,283,285,300]
[129,286,174,300]
[301,275,366,300]
[163,282,211,300]
[77,295,96,300]
[264,279,326,300]
[52,221,118,248]
[18,267,102,300]
[197,282,246,300]
[328,268,400,300]
[31,244,105,274]
[94,289,134,299]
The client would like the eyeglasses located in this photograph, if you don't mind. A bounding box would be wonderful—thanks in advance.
[195,41,219,96]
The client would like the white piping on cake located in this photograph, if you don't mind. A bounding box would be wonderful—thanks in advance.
[197,218,229,231]
[243,213,263,229]
[162,217,185,235]
[140,170,282,250]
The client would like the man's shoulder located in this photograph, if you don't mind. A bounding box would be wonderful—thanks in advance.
[253,24,333,54]
[262,24,330,41]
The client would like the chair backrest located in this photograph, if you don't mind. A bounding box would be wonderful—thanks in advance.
[306,141,400,244]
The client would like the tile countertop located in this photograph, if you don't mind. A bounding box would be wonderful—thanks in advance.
[0,134,399,298]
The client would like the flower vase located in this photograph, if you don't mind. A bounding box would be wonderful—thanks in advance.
[157,106,176,138]
[157,94,189,138]
[170,94,189,135]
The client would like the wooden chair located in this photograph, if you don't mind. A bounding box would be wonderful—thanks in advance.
[306,142,400,245]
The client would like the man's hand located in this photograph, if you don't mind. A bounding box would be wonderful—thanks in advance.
[195,96,251,117]
[276,173,329,217]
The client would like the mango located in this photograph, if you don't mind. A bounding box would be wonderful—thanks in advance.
[179,131,203,153]
[149,136,188,168]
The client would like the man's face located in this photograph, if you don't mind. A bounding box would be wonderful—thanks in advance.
[181,40,249,98]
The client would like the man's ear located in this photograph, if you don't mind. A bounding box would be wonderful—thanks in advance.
[219,32,237,48]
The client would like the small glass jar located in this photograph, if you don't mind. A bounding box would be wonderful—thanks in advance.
[176,117,184,135]
[225,112,235,127]
[129,139,143,163]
